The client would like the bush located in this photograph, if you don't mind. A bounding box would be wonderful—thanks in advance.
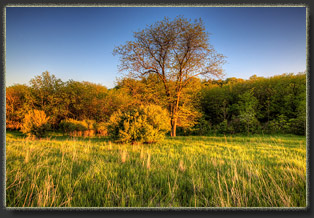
[95,122,108,136]
[289,117,306,135]
[83,120,96,137]
[107,104,170,144]
[215,119,232,134]
[267,114,290,134]
[188,116,212,136]
[228,118,243,134]
[21,110,50,138]
[266,114,305,135]
[60,119,75,134]
[59,119,96,137]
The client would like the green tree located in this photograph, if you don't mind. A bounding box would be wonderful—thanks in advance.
[99,88,134,122]
[63,80,109,122]
[29,71,65,128]
[199,85,232,126]
[113,16,225,137]
[235,90,259,135]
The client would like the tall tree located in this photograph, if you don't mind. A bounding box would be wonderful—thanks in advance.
[236,90,259,135]
[29,71,65,128]
[113,16,225,136]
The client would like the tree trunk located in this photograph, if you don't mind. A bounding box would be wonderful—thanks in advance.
[170,92,181,137]
[171,118,177,137]
[169,105,177,137]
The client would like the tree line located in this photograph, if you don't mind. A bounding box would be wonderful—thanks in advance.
[6,71,306,136]
[197,73,306,136]
[6,17,306,138]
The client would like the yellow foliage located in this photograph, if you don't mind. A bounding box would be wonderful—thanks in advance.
[107,104,170,144]
[21,110,50,138]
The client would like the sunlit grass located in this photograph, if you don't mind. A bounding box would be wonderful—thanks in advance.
[6,131,306,207]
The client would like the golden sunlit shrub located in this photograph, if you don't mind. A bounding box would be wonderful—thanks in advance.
[21,110,50,138]
[59,119,96,137]
[60,119,82,136]
[96,122,108,136]
[107,104,170,144]
[83,120,96,137]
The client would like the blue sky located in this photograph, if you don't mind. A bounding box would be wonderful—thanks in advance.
[6,7,306,88]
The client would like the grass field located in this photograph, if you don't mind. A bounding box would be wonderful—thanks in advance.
[5,131,307,207]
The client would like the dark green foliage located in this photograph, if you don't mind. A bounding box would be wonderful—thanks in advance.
[267,115,291,134]
[236,90,260,134]
[192,116,213,136]
[199,73,306,135]
[107,105,170,144]
[216,119,233,135]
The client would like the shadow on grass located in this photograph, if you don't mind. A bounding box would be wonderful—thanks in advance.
[49,135,110,143]
[6,130,26,139]
[6,130,110,143]
[6,130,304,145]
[48,131,110,143]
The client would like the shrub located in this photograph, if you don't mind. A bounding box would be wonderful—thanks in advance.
[266,114,305,135]
[216,120,228,134]
[82,120,96,137]
[21,110,50,138]
[6,121,22,130]
[193,117,213,136]
[268,114,290,134]
[95,122,108,136]
[60,119,76,134]
[236,90,259,135]
[289,117,306,135]
[107,104,170,144]
[228,118,243,134]
[59,119,96,137]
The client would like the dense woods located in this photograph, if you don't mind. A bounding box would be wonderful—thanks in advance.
[6,71,306,137]
[197,73,306,136]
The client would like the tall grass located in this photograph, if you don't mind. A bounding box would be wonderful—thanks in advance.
[6,132,306,207]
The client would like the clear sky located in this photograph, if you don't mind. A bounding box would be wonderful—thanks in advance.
[6,6,306,88]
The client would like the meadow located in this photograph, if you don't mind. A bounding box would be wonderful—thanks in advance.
[6,131,307,208]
